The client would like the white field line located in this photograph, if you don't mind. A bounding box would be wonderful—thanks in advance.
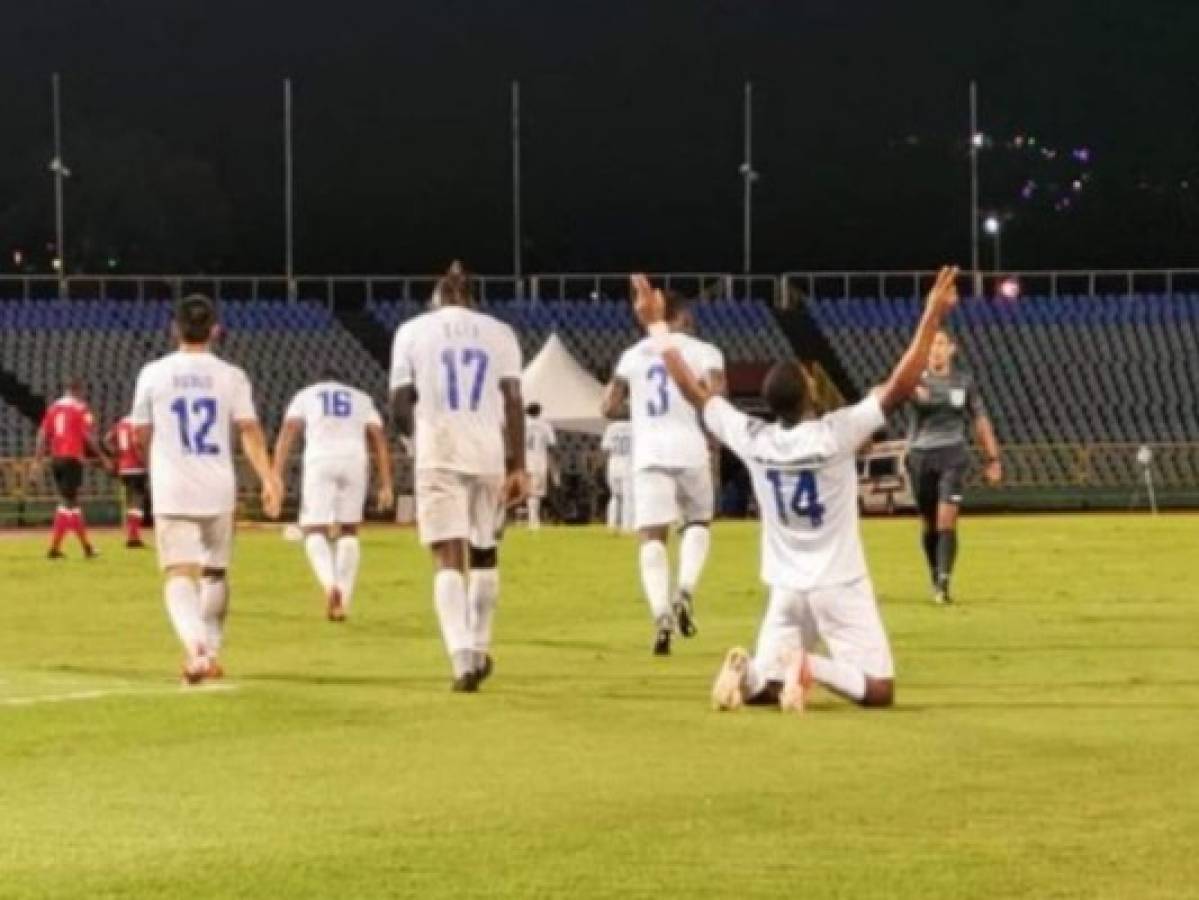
[1,682,238,707]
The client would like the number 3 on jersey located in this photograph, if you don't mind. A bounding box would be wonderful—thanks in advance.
[765,468,825,527]
[170,396,219,455]
[441,348,490,411]
[646,364,670,416]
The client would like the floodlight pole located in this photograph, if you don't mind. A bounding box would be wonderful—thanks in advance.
[969,80,981,296]
[741,81,756,275]
[51,72,67,298]
[511,80,523,285]
[284,78,296,302]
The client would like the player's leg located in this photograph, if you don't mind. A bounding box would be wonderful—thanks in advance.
[673,466,714,638]
[122,474,147,548]
[606,474,620,532]
[633,469,677,655]
[805,578,895,708]
[299,459,342,619]
[156,517,212,682]
[47,460,72,558]
[465,475,505,685]
[738,588,804,707]
[196,514,234,676]
[526,471,544,530]
[907,451,940,595]
[932,449,967,603]
[63,460,94,557]
[329,463,366,617]
[418,469,477,690]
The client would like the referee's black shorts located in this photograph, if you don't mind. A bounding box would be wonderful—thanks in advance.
[120,471,153,523]
[906,444,969,511]
[51,457,84,505]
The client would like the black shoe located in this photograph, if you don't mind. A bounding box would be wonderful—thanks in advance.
[652,628,672,656]
[126,538,146,549]
[933,575,953,605]
[83,546,98,559]
[452,671,479,693]
[673,590,698,638]
[475,655,494,686]
[47,549,65,560]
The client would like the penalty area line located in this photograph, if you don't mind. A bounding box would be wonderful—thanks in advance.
[1,682,239,708]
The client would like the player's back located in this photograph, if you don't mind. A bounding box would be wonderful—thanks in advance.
[390,305,521,475]
[113,418,145,473]
[616,334,722,471]
[601,421,633,468]
[704,395,883,591]
[525,419,555,472]
[130,350,255,517]
[42,396,93,459]
[287,382,379,464]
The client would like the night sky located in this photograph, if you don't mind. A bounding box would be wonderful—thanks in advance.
[3,1,1198,276]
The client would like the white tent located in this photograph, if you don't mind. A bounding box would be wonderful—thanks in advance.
[521,333,607,434]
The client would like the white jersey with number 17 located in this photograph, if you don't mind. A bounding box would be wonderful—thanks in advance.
[389,306,522,476]
[284,382,382,466]
[702,394,884,591]
[129,349,257,517]
[615,334,724,472]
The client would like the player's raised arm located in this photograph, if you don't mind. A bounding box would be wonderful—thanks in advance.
[874,266,960,414]
[630,273,712,412]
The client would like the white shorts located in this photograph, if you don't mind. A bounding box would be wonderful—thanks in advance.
[415,468,504,549]
[528,470,549,499]
[300,456,368,527]
[606,468,630,496]
[155,513,234,572]
[753,577,894,682]
[633,466,713,530]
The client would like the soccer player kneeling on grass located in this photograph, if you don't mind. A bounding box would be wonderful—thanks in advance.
[389,262,528,693]
[629,268,960,711]
[129,295,282,684]
[273,371,394,621]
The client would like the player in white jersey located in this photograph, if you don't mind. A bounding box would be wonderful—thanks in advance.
[390,263,528,692]
[602,289,725,655]
[523,403,557,529]
[628,268,960,711]
[128,295,282,684]
[600,420,633,532]
[273,372,394,621]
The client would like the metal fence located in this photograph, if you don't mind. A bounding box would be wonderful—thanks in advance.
[6,269,1199,306]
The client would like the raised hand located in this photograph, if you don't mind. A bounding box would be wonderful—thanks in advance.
[630,273,665,329]
[927,265,961,317]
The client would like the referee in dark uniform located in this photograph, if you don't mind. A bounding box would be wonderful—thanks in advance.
[905,330,1001,604]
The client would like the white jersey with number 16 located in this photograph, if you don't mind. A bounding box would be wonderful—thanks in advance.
[389,306,522,476]
[702,394,884,592]
[129,350,257,518]
[284,382,382,466]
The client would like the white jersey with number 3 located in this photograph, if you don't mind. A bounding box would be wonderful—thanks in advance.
[615,334,724,471]
[129,350,257,517]
[389,306,522,475]
[703,394,884,591]
[284,382,382,466]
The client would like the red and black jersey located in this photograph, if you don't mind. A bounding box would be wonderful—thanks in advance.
[40,396,95,461]
[108,418,145,474]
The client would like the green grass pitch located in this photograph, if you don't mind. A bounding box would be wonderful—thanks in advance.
[1,515,1197,899]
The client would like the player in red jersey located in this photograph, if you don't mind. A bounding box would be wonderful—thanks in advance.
[32,378,112,559]
[106,416,151,549]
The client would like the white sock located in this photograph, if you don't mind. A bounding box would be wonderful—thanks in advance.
[199,577,229,657]
[677,525,711,596]
[334,535,361,610]
[467,568,499,669]
[164,575,206,659]
[809,655,867,701]
[433,570,472,677]
[528,497,541,529]
[622,489,635,532]
[304,533,335,593]
[638,540,672,624]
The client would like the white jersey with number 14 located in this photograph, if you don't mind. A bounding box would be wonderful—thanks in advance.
[702,394,884,591]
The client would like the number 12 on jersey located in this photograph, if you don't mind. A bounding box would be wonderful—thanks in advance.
[440,348,489,411]
[765,468,825,527]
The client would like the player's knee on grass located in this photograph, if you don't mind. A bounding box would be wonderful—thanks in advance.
[745,681,782,706]
[469,546,497,570]
[861,678,894,708]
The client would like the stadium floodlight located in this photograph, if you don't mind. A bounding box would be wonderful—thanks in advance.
[983,215,1001,235]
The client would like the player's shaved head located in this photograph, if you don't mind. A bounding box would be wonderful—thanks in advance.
[762,360,809,425]
[526,402,542,418]
[175,294,217,344]
[432,260,474,308]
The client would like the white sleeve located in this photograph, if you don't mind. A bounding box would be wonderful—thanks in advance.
[701,396,756,460]
[825,394,885,457]
[705,343,726,375]
[129,367,152,426]
[600,426,613,452]
[389,325,414,390]
[545,423,557,447]
[231,369,257,423]
[614,349,634,381]
[495,327,522,381]
[283,390,306,423]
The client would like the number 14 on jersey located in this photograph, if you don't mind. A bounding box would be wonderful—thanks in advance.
[765,468,825,527]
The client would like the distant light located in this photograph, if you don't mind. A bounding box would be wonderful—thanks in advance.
[106,257,118,270]
[1072,179,1083,192]
[51,257,62,272]
[12,249,22,266]
[983,215,1001,235]
[971,132,985,148]
[1072,148,1092,164]
[998,277,1020,300]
